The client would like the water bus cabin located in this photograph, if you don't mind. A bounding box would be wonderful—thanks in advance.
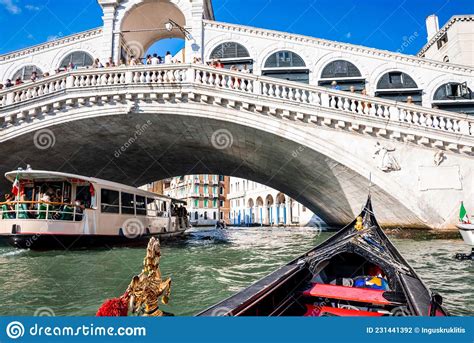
[0,169,189,249]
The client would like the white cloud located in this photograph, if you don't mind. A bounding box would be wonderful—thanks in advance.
[25,4,40,11]
[0,0,21,14]
[47,32,63,42]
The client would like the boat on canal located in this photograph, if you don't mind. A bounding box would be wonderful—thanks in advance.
[0,169,189,249]
[198,196,448,317]
[455,202,473,260]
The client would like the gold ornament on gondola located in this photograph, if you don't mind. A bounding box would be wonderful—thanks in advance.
[96,237,172,317]
[354,216,363,231]
[127,237,172,316]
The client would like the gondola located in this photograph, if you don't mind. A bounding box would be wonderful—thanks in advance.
[197,196,448,317]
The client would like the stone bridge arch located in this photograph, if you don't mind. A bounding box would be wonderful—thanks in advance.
[0,98,440,229]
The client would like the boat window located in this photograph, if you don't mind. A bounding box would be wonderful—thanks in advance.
[121,192,135,215]
[75,185,92,208]
[35,181,71,203]
[146,198,156,217]
[101,189,120,213]
[136,195,147,216]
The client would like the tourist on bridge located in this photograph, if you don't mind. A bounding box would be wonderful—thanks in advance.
[165,51,172,64]
[4,79,13,88]
[93,58,103,68]
[151,54,161,65]
[30,71,38,82]
[331,81,340,90]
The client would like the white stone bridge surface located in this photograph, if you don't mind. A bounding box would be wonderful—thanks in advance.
[0,64,473,229]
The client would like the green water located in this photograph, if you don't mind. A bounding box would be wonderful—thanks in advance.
[0,227,472,316]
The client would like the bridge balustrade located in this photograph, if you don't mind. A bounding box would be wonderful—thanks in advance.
[0,64,472,138]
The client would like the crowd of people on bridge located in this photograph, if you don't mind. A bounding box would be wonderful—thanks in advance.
[0,51,414,105]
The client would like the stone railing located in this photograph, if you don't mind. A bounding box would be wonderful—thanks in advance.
[0,64,473,143]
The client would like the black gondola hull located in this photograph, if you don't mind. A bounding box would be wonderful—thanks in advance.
[198,196,449,317]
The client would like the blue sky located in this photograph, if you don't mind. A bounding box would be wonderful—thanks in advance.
[0,0,472,56]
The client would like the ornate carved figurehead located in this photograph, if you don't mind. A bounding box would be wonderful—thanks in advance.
[96,237,171,316]
[127,237,172,316]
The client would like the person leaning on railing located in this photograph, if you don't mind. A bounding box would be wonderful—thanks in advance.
[1,194,13,219]
[74,200,85,221]
[59,198,75,221]
[15,193,29,219]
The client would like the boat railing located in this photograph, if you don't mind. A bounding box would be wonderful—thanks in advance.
[0,201,84,222]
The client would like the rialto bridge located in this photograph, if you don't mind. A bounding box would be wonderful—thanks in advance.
[0,0,473,229]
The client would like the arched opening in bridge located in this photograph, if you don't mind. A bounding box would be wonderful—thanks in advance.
[375,71,422,105]
[262,50,309,84]
[120,1,187,63]
[59,51,94,70]
[432,82,474,114]
[145,38,186,64]
[318,60,365,92]
[12,65,43,81]
[209,42,253,72]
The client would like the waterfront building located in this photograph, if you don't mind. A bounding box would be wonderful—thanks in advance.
[419,15,474,67]
[163,175,230,226]
[139,180,167,195]
[227,177,316,227]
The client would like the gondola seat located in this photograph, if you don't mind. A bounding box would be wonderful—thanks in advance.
[303,283,399,306]
[304,304,384,317]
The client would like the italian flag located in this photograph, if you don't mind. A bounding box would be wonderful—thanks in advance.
[11,174,20,197]
[459,202,470,224]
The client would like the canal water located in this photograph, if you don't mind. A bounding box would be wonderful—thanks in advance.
[0,227,472,316]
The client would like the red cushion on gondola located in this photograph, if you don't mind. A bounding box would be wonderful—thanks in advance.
[303,283,392,305]
[304,304,384,317]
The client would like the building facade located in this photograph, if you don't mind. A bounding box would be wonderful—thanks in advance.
[419,15,474,67]
[163,175,230,226]
[140,180,166,195]
[228,177,317,227]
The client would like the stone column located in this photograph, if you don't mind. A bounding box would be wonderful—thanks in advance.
[186,1,206,63]
[98,0,119,63]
